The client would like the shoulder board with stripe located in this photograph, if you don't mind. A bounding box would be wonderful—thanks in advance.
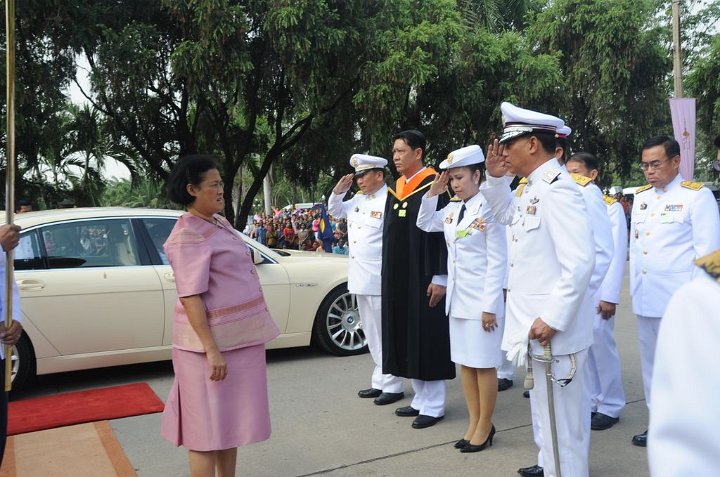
[696,249,720,282]
[603,195,618,205]
[570,172,592,187]
[681,180,704,191]
[635,184,652,194]
[542,170,561,184]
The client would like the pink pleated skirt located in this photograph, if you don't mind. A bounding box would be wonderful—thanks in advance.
[161,344,271,451]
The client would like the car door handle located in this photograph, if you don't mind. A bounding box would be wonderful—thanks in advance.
[164,272,175,282]
[16,279,45,291]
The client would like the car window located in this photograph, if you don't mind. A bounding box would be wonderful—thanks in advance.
[139,217,177,265]
[41,219,140,268]
[14,231,44,270]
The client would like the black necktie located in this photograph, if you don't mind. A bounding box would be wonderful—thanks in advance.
[457,204,466,223]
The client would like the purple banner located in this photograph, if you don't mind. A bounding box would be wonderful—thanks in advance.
[669,98,696,180]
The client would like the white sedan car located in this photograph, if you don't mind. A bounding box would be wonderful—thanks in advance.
[5,208,365,389]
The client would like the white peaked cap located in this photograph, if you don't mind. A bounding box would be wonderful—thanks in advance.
[349,154,388,174]
[499,102,565,144]
[439,145,485,170]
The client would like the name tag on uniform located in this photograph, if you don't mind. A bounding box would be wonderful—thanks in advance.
[660,213,675,223]
[371,211,383,219]
[664,204,683,212]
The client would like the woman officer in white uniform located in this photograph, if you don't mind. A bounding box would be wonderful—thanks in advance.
[417,145,507,453]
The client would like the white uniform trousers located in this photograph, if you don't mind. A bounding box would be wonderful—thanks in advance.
[528,349,590,477]
[410,379,446,418]
[356,294,403,393]
[636,315,661,409]
[497,350,516,380]
[585,313,625,417]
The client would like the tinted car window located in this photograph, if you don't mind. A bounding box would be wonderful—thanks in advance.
[139,217,177,265]
[41,219,140,268]
[14,231,44,270]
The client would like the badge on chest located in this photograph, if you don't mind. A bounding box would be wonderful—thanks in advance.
[393,202,408,217]
[526,197,539,215]
[455,218,487,239]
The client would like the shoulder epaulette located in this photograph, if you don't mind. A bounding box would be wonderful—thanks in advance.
[635,184,652,194]
[449,195,462,202]
[570,172,592,187]
[681,180,704,191]
[514,177,528,197]
[696,249,720,282]
[542,170,561,184]
[603,195,618,205]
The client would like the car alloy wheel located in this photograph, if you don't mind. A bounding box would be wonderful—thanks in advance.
[313,286,368,356]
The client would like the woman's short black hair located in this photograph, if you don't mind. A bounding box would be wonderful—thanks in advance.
[167,154,219,205]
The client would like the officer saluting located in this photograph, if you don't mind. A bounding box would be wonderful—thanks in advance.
[628,135,720,447]
[483,102,595,477]
[328,154,404,405]
[416,145,507,452]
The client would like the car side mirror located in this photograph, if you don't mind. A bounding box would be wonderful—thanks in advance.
[251,248,264,265]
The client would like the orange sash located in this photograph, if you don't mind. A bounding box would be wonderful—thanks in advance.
[393,167,437,200]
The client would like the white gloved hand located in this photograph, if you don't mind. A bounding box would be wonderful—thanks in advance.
[505,331,529,367]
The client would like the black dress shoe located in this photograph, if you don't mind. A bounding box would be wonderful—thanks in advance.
[517,464,544,477]
[395,405,420,417]
[412,414,444,429]
[373,392,404,405]
[632,430,648,447]
[358,388,382,398]
[498,378,514,392]
[460,425,495,453]
[591,412,619,430]
[523,390,530,398]
[453,438,469,449]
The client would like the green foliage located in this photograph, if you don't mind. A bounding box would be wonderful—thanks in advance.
[100,177,176,209]
[528,0,671,186]
[8,0,720,208]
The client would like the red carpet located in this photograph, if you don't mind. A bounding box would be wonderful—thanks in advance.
[8,382,165,436]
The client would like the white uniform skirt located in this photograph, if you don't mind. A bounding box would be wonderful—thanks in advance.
[449,315,504,369]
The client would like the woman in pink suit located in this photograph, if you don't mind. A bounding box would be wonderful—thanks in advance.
[161,155,279,477]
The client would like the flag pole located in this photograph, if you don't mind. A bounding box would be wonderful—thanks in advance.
[672,0,683,97]
[5,0,17,392]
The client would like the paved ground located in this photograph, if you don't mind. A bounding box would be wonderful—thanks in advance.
[18,271,651,476]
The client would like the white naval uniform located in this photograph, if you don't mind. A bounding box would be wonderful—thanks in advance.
[629,173,720,408]
[328,185,403,393]
[484,159,595,477]
[586,198,627,418]
[527,170,613,468]
[648,254,720,476]
[416,190,507,368]
[568,173,613,297]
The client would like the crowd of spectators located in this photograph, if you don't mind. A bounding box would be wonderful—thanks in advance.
[244,206,349,255]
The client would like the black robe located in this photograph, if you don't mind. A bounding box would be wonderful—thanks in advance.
[381,171,455,381]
